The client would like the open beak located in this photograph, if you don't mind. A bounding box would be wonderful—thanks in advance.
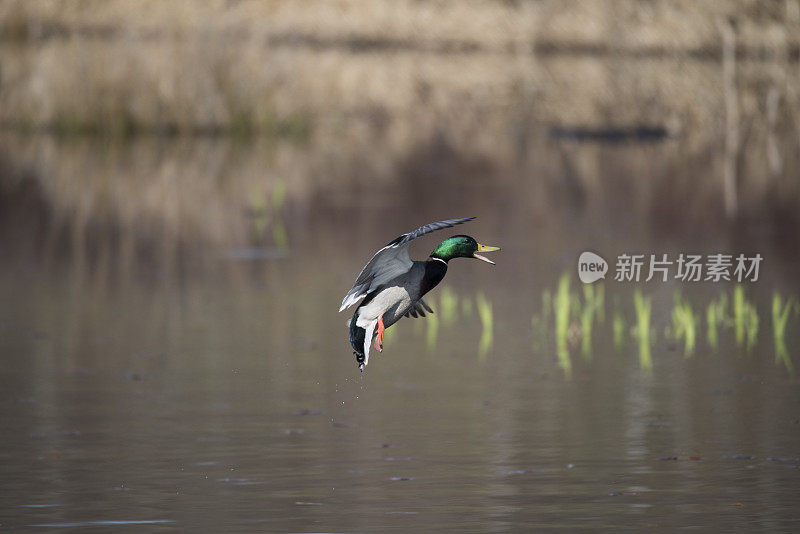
[473,243,500,265]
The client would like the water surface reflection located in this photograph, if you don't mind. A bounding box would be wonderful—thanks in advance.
[0,134,799,531]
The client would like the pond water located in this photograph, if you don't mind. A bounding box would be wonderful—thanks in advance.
[0,134,799,532]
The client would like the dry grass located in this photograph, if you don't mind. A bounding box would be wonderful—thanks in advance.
[2,0,798,139]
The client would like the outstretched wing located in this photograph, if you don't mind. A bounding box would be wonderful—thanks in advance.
[404,298,434,319]
[339,217,475,311]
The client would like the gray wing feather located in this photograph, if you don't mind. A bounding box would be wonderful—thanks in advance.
[403,298,434,319]
[397,218,476,246]
[419,298,434,314]
[339,217,475,311]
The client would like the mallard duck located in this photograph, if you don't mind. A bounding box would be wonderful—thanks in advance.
[339,217,500,371]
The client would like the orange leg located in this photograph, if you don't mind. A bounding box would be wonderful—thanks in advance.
[374,316,385,352]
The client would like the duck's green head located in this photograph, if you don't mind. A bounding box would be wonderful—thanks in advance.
[430,235,501,264]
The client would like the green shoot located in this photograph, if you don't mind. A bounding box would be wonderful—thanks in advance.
[476,291,493,361]
[554,273,572,378]
[772,293,796,373]
[671,292,697,357]
[633,289,653,372]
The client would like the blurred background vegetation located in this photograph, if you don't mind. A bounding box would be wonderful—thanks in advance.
[1,0,799,267]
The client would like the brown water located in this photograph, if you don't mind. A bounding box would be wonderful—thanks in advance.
[1,135,799,532]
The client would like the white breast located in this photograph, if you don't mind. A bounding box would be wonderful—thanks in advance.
[355,286,412,328]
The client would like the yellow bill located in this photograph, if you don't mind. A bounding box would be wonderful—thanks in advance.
[474,243,500,264]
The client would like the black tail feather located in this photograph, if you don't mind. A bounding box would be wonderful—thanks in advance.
[349,310,366,369]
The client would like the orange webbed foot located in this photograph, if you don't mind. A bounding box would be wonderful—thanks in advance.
[374,316,385,352]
